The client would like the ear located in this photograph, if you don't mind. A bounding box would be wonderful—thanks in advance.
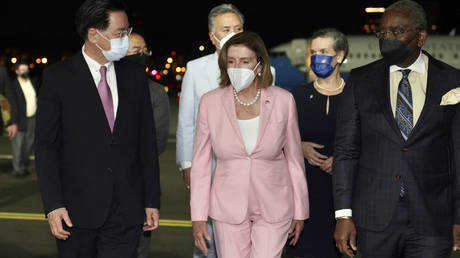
[209,32,219,49]
[336,50,345,64]
[417,30,428,48]
[87,28,99,44]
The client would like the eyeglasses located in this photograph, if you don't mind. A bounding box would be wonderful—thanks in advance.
[114,27,133,38]
[374,27,413,38]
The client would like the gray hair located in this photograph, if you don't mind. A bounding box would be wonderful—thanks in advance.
[311,28,349,61]
[386,0,428,31]
[208,4,244,32]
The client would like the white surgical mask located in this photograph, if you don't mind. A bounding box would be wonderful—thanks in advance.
[213,32,236,50]
[96,30,130,61]
[227,62,260,93]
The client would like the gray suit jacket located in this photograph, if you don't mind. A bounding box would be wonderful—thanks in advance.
[148,79,169,155]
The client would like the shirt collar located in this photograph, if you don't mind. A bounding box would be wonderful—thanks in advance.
[82,45,113,73]
[389,51,426,74]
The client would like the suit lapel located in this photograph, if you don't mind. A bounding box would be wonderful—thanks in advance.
[406,56,440,144]
[221,87,245,149]
[375,63,404,140]
[253,87,274,152]
[72,52,113,136]
[112,61,126,135]
[206,52,220,91]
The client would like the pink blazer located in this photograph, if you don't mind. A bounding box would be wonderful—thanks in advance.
[190,85,309,224]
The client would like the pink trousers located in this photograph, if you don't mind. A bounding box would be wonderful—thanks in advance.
[211,183,291,258]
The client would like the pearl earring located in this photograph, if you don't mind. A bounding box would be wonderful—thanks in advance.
[257,72,261,76]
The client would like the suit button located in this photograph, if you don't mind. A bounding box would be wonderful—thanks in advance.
[107,168,112,173]
[402,147,408,152]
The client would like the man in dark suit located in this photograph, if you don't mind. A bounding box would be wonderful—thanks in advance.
[35,0,161,257]
[332,0,460,257]
[10,62,39,176]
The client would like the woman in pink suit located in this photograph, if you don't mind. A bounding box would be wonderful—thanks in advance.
[190,31,310,258]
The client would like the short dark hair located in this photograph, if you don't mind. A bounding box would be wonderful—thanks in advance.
[14,61,29,71]
[386,0,428,31]
[218,31,273,88]
[75,0,127,41]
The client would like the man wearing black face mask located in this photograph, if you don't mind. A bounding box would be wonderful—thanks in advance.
[332,0,460,257]
[10,62,39,176]
[125,32,170,258]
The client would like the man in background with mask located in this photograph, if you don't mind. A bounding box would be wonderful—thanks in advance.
[176,3,245,258]
[10,62,39,176]
[332,0,460,257]
[126,32,170,258]
[35,0,161,257]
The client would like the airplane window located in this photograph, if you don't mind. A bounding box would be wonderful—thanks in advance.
[454,53,459,59]
[356,53,361,58]
[439,53,443,59]
[364,53,368,58]
[349,53,353,58]
[371,53,376,58]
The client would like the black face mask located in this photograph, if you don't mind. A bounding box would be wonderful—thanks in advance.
[124,53,149,67]
[379,38,411,65]
[19,72,29,79]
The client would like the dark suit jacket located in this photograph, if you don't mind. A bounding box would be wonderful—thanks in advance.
[0,66,18,132]
[333,52,460,236]
[148,79,169,155]
[35,52,161,229]
[11,76,39,131]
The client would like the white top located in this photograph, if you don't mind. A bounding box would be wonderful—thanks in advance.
[237,116,259,155]
[81,45,119,118]
[18,77,37,117]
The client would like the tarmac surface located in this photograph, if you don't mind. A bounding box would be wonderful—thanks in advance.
[0,96,459,258]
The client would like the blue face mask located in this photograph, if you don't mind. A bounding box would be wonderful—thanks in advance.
[310,54,337,78]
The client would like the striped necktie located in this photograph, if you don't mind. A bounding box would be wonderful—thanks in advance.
[395,69,412,197]
[395,69,412,140]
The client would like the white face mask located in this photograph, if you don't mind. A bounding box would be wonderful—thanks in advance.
[213,32,236,50]
[227,62,260,93]
[96,30,130,61]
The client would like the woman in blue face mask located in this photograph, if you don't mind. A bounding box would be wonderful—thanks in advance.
[285,27,348,258]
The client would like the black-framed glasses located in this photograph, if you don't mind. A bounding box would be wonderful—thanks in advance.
[374,27,413,38]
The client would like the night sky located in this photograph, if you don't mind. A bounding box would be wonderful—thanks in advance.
[1,0,459,65]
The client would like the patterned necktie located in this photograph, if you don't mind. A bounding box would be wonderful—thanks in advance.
[395,69,412,140]
[98,66,114,132]
[395,69,412,197]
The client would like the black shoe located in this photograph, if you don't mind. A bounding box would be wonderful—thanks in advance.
[11,170,25,177]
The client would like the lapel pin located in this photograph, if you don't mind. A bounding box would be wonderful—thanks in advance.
[309,94,314,99]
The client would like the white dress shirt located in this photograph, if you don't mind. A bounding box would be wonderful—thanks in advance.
[82,45,119,118]
[17,77,37,117]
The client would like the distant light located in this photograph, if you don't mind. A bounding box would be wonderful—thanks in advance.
[365,7,385,13]
[175,74,182,81]
[175,67,181,73]
[163,86,169,93]
[11,57,17,64]
[162,70,168,75]
[151,69,158,76]
[171,51,176,56]
[145,67,149,73]
[199,45,205,52]
[155,74,161,80]
[181,67,186,73]
[165,63,171,69]
[41,57,48,64]
[431,25,437,31]
[29,64,35,69]
[167,57,173,63]
[36,58,42,64]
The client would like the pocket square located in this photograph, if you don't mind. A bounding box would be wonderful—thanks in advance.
[440,87,460,106]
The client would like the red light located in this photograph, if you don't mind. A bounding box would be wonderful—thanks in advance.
[155,74,161,80]
[171,51,176,56]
